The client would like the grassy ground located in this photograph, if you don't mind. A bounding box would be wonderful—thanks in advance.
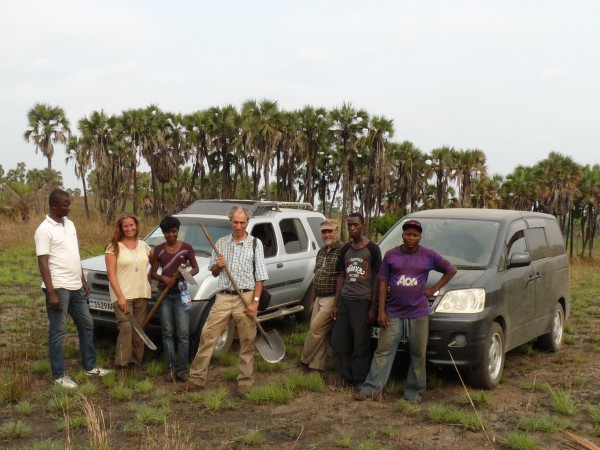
[1,202,600,449]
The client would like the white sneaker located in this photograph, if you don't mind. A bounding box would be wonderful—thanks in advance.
[85,366,111,377]
[54,375,78,389]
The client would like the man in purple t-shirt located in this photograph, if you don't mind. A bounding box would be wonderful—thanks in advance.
[356,219,456,402]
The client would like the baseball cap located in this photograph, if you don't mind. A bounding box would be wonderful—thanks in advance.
[402,220,422,233]
[320,218,338,231]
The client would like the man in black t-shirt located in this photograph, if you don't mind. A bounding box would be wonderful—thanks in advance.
[331,213,381,387]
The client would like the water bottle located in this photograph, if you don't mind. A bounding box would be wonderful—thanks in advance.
[178,280,192,312]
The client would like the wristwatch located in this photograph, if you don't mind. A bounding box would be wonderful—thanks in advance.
[253,296,260,302]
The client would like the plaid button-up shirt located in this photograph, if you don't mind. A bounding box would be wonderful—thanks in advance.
[313,240,342,297]
[209,234,268,291]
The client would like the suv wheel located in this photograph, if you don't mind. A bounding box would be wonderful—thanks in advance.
[537,303,564,352]
[467,322,505,389]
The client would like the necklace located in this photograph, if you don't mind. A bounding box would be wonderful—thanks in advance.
[123,241,139,272]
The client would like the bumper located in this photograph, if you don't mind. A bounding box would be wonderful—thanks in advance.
[426,313,490,366]
[372,313,491,368]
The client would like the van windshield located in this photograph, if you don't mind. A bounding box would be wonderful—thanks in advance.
[379,218,501,269]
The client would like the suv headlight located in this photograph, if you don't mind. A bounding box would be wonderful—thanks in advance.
[434,288,485,313]
[82,269,90,282]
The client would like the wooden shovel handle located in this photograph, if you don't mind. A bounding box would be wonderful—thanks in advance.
[142,273,178,328]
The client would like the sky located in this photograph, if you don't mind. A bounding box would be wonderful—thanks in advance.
[2,0,599,189]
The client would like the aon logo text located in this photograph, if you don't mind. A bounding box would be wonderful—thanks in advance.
[396,275,418,287]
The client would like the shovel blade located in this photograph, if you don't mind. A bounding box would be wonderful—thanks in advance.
[255,330,285,363]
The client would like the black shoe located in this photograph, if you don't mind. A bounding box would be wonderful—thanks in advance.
[176,370,190,382]
[164,368,177,382]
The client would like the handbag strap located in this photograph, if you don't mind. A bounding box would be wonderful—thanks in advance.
[252,236,257,281]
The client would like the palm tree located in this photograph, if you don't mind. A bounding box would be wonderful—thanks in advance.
[427,146,457,209]
[119,108,149,215]
[78,110,118,220]
[65,135,91,218]
[242,100,282,200]
[24,103,71,186]
[471,174,503,209]
[577,164,600,257]
[329,103,369,237]
[534,152,583,256]
[296,106,332,206]
[206,105,240,199]
[455,149,487,207]
[183,110,211,199]
[500,165,538,211]
[363,115,394,232]
[388,141,427,214]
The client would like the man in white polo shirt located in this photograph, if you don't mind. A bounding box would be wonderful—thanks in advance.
[35,189,109,388]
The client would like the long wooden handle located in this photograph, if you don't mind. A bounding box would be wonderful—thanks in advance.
[142,280,174,328]
[199,223,269,340]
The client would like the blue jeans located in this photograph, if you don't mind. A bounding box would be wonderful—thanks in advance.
[159,289,190,372]
[44,288,97,379]
[361,315,429,400]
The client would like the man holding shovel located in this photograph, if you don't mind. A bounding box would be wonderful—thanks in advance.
[181,206,267,397]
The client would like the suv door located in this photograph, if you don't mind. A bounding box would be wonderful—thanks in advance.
[499,221,536,349]
[523,223,552,337]
[275,218,312,303]
[249,222,286,309]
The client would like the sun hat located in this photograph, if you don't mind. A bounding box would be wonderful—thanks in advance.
[320,218,338,231]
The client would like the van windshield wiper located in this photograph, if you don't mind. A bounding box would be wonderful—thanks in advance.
[455,265,487,270]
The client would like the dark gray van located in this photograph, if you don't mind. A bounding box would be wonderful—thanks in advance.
[377,208,570,389]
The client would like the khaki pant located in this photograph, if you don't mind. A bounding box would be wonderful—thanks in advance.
[301,295,335,371]
[114,298,148,367]
[189,291,257,388]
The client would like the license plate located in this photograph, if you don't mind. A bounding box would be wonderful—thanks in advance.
[370,327,380,339]
[89,298,114,312]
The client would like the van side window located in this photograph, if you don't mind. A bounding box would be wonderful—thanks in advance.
[507,231,527,262]
[279,218,308,254]
[251,223,277,258]
[525,228,550,261]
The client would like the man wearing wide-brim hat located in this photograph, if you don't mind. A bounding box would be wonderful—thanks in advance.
[300,218,343,373]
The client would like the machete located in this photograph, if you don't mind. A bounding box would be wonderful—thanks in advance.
[126,311,157,350]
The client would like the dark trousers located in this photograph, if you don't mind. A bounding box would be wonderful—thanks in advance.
[331,296,372,385]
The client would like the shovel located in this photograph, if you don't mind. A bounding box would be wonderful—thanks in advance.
[199,223,285,363]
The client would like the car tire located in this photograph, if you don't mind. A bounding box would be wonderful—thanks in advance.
[295,284,313,323]
[467,322,505,389]
[189,303,235,361]
[537,303,564,352]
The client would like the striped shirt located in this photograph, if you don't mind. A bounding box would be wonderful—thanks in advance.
[209,234,268,291]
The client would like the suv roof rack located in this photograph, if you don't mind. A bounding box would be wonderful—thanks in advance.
[178,199,314,216]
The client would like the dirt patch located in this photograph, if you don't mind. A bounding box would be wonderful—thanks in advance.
[1,295,600,449]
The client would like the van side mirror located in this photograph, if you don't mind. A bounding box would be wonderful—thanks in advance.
[508,252,531,268]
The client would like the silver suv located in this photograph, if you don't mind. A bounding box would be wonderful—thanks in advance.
[82,200,325,357]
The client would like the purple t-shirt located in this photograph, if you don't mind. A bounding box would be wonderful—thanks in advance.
[154,241,195,291]
[378,245,455,319]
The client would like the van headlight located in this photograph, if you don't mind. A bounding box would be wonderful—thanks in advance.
[434,289,485,313]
